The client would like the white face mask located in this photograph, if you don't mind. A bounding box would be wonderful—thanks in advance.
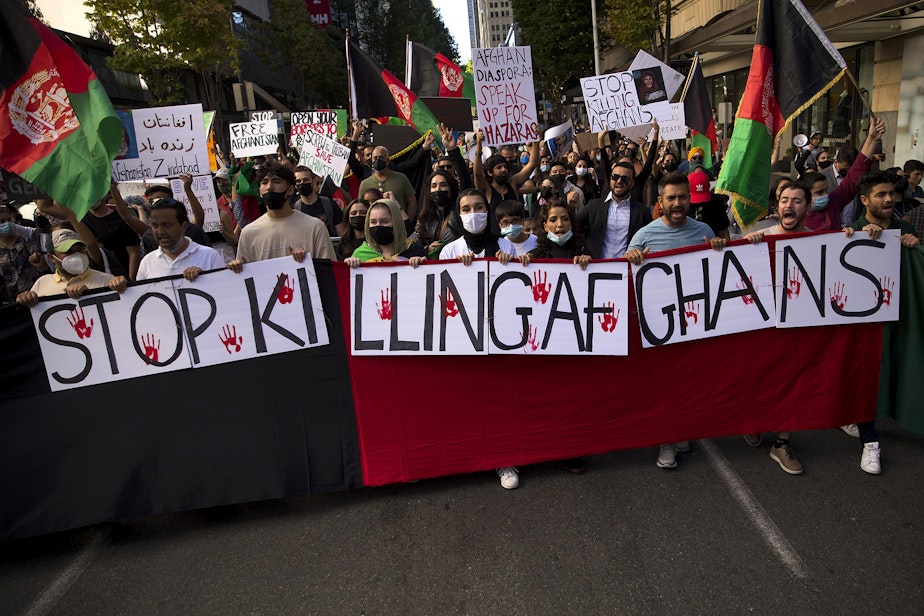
[575,167,588,176]
[461,212,488,234]
[58,252,90,275]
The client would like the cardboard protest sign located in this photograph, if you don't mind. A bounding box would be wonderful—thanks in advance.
[544,121,574,161]
[473,46,540,146]
[31,256,329,391]
[290,110,339,148]
[169,175,220,233]
[229,120,279,157]
[489,261,631,355]
[350,261,490,355]
[632,243,776,347]
[629,50,686,100]
[296,126,351,186]
[580,72,653,133]
[112,104,210,181]
[645,102,687,140]
[774,231,902,328]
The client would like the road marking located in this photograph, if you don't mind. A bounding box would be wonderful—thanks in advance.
[699,439,809,579]
[22,528,107,616]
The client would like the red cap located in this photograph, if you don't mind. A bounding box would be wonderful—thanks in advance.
[688,170,711,204]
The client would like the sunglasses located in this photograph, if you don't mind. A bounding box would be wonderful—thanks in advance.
[611,174,633,184]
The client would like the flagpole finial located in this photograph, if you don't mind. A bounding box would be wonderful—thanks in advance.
[345,28,350,39]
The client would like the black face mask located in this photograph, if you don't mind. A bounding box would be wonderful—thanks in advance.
[369,225,394,245]
[818,160,833,170]
[349,216,366,231]
[662,161,678,172]
[298,183,314,197]
[262,191,288,210]
[372,159,388,172]
[540,186,554,200]
[492,173,509,186]
[430,190,451,206]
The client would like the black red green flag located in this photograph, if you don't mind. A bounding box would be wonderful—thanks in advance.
[406,40,476,102]
[0,0,122,220]
[680,54,718,169]
[346,38,439,138]
[715,0,846,228]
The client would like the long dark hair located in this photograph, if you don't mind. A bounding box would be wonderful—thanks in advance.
[338,199,369,258]
[417,169,460,226]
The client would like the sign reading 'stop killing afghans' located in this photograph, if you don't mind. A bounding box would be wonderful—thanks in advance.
[473,46,540,146]
[580,72,653,132]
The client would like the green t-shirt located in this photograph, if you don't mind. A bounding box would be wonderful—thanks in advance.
[359,171,416,212]
[850,215,918,237]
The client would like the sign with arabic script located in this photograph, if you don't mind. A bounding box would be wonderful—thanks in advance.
[111,104,210,181]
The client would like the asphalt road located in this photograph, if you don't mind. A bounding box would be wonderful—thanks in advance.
[2,419,923,615]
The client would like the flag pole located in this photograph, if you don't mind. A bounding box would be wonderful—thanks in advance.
[405,35,411,89]
[843,70,877,123]
[678,53,699,103]
[345,29,354,122]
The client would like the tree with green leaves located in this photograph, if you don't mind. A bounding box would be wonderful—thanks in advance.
[602,0,674,62]
[85,0,241,106]
[510,0,606,101]
[254,0,347,109]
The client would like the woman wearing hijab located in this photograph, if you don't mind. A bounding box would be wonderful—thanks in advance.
[438,188,518,265]
[344,199,427,267]
[415,169,460,258]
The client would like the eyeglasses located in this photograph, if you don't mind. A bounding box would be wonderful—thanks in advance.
[611,174,633,184]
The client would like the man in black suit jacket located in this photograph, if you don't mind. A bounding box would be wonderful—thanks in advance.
[579,161,651,259]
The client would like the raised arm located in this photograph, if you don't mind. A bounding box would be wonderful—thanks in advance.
[110,180,151,236]
[35,199,103,267]
[472,129,488,193]
[512,140,540,187]
[180,173,205,227]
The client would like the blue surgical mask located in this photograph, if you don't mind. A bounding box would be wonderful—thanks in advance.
[502,224,524,238]
[547,230,573,245]
[519,154,529,165]
[539,164,549,173]
[0,222,13,236]
[812,195,829,211]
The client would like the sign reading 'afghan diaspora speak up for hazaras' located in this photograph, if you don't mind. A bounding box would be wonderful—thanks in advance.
[473,46,540,147]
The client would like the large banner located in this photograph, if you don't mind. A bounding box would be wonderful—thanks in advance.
[775,230,902,328]
[296,126,351,186]
[473,46,540,146]
[633,243,777,347]
[229,120,280,157]
[31,257,329,391]
[111,104,210,180]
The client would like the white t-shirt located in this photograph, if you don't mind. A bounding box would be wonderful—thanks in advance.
[439,236,517,260]
[137,240,226,280]
[507,233,537,256]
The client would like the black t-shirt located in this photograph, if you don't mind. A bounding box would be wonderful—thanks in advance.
[82,208,140,273]
[695,195,731,235]
[295,196,342,235]
[141,224,212,255]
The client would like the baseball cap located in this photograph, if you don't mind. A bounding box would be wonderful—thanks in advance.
[52,228,84,252]
[688,170,711,204]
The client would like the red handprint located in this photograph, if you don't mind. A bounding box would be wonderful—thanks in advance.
[598,301,619,333]
[218,324,243,354]
[828,282,847,310]
[786,268,803,300]
[376,289,392,320]
[525,324,539,352]
[441,288,459,317]
[736,276,756,305]
[65,306,94,339]
[683,301,700,328]
[141,333,160,363]
[877,276,895,307]
[531,270,551,304]
[277,273,294,304]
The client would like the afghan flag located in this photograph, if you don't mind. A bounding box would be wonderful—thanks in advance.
[715,0,846,229]
[680,55,718,169]
[406,40,476,103]
[0,0,122,221]
[346,38,440,139]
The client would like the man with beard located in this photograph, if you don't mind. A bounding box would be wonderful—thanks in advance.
[624,171,727,471]
[227,161,335,271]
[579,161,651,259]
[472,128,539,207]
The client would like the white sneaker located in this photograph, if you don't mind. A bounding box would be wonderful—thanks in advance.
[840,424,860,438]
[656,444,677,469]
[497,467,519,489]
[860,442,881,475]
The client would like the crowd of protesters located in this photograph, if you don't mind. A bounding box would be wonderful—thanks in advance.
[2,113,921,488]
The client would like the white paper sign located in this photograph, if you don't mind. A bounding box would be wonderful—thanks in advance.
[489,262,631,355]
[580,72,653,133]
[628,50,686,100]
[290,110,339,148]
[296,127,351,186]
[473,46,540,146]
[112,104,210,180]
[645,102,687,140]
[168,175,220,233]
[31,256,329,391]
[350,261,489,355]
[774,231,902,328]
[633,243,776,347]
[229,120,280,157]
